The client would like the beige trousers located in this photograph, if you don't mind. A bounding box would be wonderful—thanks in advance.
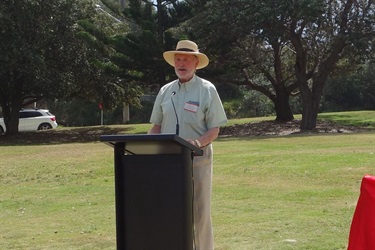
[193,144,214,250]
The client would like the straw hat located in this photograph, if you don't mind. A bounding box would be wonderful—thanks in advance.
[163,40,209,69]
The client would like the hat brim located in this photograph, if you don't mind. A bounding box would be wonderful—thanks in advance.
[163,51,209,69]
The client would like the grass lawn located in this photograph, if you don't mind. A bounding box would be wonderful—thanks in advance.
[0,111,374,249]
[213,133,374,250]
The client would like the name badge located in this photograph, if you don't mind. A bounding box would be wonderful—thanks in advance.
[184,101,199,113]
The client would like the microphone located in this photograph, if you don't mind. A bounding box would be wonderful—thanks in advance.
[171,91,179,135]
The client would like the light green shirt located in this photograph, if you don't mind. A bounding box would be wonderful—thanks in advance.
[150,75,228,140]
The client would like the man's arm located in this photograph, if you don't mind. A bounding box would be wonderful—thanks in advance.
[189,127,220,148]
[148,124,161,134]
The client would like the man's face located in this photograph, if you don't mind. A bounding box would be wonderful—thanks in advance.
[174,54,199,83]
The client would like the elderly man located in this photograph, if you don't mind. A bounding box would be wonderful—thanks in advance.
[148,40,227,250]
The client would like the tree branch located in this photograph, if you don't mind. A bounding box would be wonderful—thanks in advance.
[242,69,276,102]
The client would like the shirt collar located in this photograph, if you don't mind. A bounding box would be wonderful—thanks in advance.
[179,74,197,92]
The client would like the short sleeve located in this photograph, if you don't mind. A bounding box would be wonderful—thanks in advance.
[150,89,164,126]
[205,86,228,129]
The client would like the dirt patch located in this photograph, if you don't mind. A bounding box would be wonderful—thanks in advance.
[219,119,372,137]
[0,126,131,145]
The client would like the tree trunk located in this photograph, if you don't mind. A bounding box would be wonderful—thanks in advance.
[5,74,24,135]
[242,68,295,122]
[300,98,319,130]
[7,108,20,136]
[299,77,325,130]
[123,103,130,123]
[274,91,294,122]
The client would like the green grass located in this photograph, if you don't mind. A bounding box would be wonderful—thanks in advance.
[318,110,375,128]
[212,134,374,250]
[1,111,375,249]
[0,143,116,249]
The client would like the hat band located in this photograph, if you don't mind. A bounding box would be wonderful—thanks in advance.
[176,48,196,52]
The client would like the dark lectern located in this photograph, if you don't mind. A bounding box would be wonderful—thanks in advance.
[100,134,203,250]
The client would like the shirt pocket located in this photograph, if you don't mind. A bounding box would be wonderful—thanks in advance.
[183,106,205,126]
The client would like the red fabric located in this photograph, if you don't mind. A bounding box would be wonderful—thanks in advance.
[348,175,375,250]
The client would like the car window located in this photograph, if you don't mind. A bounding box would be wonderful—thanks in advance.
[20,111,43,118]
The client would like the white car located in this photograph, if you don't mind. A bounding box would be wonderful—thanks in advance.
[0,108,58,133]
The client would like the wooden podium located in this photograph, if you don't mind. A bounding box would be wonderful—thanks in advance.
[100,134,203,250]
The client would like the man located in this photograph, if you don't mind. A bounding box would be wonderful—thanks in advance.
[148,40,228,250]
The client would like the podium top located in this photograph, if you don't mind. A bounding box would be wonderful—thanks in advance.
[100,134,203,156]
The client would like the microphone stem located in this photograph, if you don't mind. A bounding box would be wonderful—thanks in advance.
[171,92,179,136]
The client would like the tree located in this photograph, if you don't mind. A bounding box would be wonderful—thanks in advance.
[0,0,137,135]
[91,0,211,94]
[116,0,206,87]
[288,0,374,129]
[176,0,375,129]
[0,0,88,134]
[78,1,144,108]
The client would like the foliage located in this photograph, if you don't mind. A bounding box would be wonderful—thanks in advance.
[80,0,192,110]
[0,0,117,134]
[115,0,213,86]
[76,2,144,109]
[219,84,275,119]
[323,61,375,111]
[360,63,375,109]
[173,0,375,129]
[47,99,103,126]
[0,0,94,101]
[47,97,155,126]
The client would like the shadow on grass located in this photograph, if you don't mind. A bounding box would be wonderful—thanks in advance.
[0,126,142,146]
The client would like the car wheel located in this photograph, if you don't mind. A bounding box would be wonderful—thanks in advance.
[38,123,52,130]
